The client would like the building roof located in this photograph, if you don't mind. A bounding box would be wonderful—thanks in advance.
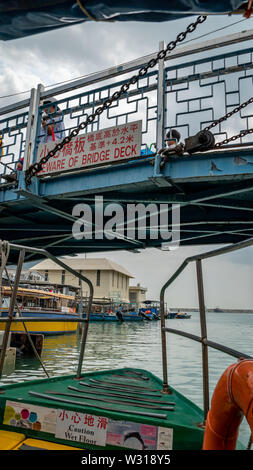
[129,285,147,292]
[30,257,133,278]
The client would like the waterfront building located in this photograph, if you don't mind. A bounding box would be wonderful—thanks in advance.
[129,283,147,305]
[30,258,133,302]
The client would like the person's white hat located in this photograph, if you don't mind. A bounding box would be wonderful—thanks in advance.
[43,97,60,110]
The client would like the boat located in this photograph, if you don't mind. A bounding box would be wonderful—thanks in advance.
[0,286,79,336]
[166,312,178,319]
[115,310,143,322]
[165,311,191,319]
[139,300,161,320]
[114,302,144,322]
[81,299,144,322]
[82,313,118,322]
[81,300,119,322]
[175,312,191,319]
[0,239,252,451]
[165,310,191,320]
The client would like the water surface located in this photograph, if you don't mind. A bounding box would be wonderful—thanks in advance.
[1,312,252,448]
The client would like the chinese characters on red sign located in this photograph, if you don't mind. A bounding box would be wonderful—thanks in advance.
[58,410,108,429]
[37,121,142,175]
[56,409,108,446]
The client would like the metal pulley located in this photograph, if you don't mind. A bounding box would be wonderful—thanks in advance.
[184,130,215,154]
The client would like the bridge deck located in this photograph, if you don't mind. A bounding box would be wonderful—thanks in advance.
[1,31,253,263]
[1,146,253,264]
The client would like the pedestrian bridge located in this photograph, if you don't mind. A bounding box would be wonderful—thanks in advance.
[1,29,253,263]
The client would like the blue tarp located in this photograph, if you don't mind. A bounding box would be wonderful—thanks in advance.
[0,1,244,40]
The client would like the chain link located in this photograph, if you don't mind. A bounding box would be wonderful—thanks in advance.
[25,15,207,184]
[204,96,253,148]
[214,127,253,148]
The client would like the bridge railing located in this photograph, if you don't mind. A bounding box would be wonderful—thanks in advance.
[1,30,253,184]
[165,46,253,144]
[0,103,30,181]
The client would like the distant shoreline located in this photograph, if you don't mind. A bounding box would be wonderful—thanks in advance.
[171,308,253,314]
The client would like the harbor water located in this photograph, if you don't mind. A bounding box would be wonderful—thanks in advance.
[0,311,252,448]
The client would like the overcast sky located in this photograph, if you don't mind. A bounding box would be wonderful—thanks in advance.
[1,13,253,308]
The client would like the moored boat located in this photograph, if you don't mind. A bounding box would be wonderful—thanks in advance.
[139,300,161,320]
[116,311,144,322]
[175,312,191,319]
[0,286,79,336]
[166,312,178,319]
[82,312,118,322]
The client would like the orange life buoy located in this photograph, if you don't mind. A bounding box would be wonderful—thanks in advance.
[203,359,253,450]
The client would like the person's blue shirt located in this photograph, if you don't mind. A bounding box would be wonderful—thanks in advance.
[39,115,65,143]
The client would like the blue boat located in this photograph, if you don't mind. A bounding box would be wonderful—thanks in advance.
[115,304,144,322]
[166,311,191,319]
[82,312,118,322]
[166,312,178,319]
[81,300,144,322]
[139,300,161,320]
[81,299,119,322]
[116,311,143,322]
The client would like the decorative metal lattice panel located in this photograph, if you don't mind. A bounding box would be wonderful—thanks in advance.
[164,47,253,146]
[34,70,159,165]
[1,40,253,183]
[0,110,29,178]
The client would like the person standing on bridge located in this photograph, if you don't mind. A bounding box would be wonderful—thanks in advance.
[39,97,65,144]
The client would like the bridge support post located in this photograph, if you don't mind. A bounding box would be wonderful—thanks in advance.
[29,83,45,169]
[154,40,166,178]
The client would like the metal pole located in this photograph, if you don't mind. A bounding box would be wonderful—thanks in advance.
[0,249,25,378]
[159,296,169,393]
[160,259,189,394]
[29,83,44,166]
[23,88,36,171]
[156,40,166,151]
[76,285,93,379]
[196,259,209,422]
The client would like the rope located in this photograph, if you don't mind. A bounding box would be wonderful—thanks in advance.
[0,240,10,313]
[76,0,115,22]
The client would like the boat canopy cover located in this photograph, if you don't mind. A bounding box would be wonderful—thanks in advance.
[0,1,244,41]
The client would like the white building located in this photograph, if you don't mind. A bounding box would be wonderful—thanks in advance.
[30,257,133,302]
[129,283,147,306]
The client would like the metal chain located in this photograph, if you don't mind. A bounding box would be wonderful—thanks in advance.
[25,15,207,184]
[204,96,253,148]
[214,127,253,148]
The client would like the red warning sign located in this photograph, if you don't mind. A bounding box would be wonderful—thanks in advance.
[37,121,142,175]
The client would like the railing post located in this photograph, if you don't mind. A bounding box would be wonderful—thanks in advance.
[154,40,166,177]
[160,303,169,393]
[23,88,36,171]
[160,292,170,394]
[29,83,44,167]
[156,40,166,151]
[196,259,209,422]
